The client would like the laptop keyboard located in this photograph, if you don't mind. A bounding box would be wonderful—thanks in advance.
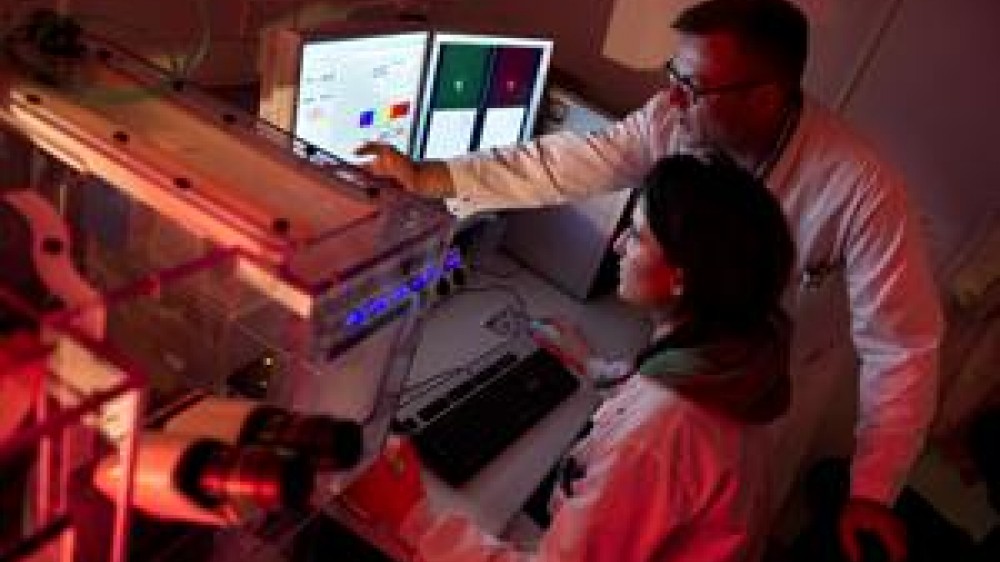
[400,347,579,486]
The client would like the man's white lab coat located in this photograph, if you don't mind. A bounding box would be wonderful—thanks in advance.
[444,93,943,506]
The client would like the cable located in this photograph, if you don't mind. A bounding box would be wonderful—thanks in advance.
[178,0,212,79]
[396,281,535,409]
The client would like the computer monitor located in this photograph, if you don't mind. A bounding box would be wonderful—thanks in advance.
[413,33,553,160]
[259,24,430,163]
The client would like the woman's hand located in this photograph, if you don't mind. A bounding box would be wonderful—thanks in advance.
[529,317,593,377]
[530,318,632,388]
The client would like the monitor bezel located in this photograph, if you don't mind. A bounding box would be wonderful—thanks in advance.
[412,32,554,161]
[291,22,432,160]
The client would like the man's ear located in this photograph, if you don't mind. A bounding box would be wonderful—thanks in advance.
[755,82,788,114]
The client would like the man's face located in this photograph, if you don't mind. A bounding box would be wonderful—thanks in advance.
[665,33,775,153]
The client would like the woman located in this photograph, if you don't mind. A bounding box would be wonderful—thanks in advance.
[344,154,795,562]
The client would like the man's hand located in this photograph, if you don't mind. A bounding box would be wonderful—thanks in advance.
[356,142,419,191]
[341,437,425,534]
[839,497,907,562]
[355,142,455,198]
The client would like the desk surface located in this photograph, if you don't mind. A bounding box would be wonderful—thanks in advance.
[405,251,649,535]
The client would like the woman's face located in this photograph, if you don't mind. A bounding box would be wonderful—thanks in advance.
[613,205,684,309]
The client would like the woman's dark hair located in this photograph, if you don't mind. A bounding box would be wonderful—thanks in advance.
[639,154,794,335]
[673,0,809,87]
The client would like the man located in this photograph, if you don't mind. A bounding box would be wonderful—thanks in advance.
[360,0,942,559]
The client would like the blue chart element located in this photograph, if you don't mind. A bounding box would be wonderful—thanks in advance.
[344,249,462,329]
[359,109,375,128]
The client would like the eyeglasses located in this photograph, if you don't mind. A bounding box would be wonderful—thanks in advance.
[663,58,774,103]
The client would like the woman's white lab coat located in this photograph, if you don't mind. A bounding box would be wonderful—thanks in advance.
[401,375,773,562]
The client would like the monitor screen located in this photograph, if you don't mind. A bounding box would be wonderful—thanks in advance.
[292,30,430,163]
[413,33,553,160]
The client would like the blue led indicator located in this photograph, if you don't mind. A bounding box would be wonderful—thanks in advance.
[409,275,428,292]
[343,254,456,330]
[345,309,366,328]
[367,296,390,316]
[444,249,461,270]
[393,284,411,302]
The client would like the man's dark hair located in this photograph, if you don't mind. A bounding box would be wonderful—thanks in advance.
[640,154,794,334]
[673,0,809,86]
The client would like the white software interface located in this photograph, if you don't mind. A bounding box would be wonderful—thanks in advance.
[294,32,429,163]
[415,34,552,160]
